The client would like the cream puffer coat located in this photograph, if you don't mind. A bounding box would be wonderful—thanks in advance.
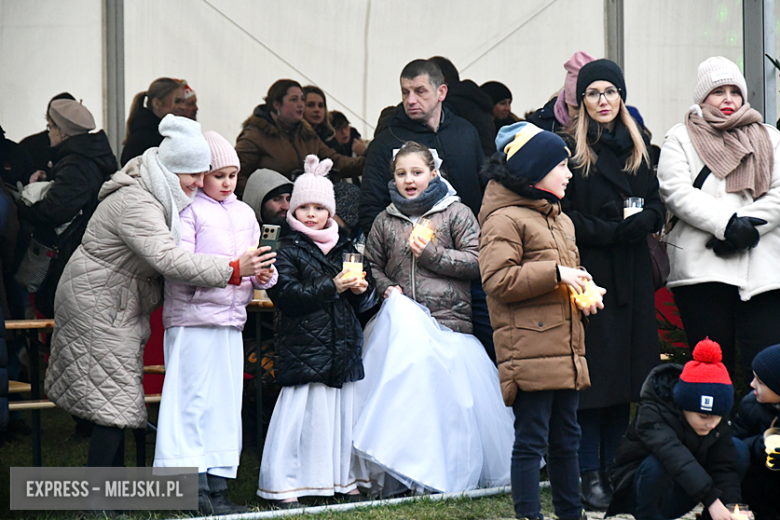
[45,158,235,429]
[658,117,780,301]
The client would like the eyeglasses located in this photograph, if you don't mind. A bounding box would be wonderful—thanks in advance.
[583,87,621,104]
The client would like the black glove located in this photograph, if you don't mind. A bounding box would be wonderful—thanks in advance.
[723,214,767,251]
[705,236,739,256]
[614,210,658,244]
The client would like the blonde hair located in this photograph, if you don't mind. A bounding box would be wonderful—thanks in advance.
[567,100,648,177]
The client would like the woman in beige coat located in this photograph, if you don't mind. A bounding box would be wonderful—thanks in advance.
[45,115,269,468]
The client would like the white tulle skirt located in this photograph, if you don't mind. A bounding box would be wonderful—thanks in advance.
[352,293,514,495]
[257,382,366,500]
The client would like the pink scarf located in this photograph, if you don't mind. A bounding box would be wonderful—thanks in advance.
[287,212,339,255]
[553,89,571,127]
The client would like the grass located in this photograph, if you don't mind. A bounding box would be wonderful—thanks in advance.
[2,405,554,520]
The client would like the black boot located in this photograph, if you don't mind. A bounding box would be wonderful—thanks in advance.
[580,470,610,511]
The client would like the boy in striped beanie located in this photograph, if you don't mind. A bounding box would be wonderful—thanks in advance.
[606,339,749,520]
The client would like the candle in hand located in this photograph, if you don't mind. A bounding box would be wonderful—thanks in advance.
[410,218,435,243]
[342,252,363,279]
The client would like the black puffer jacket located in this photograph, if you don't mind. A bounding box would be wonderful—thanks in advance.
[120,107,162,166]
[607,364,742,516]
[444,80,497,157]
[17,131,117,316]
[359,105,485,232]
[269,226,379,388]
[732,392,780,459]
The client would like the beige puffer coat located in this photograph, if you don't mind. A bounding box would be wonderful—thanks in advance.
[365,191,480,333]
[44,158,235,429]
[478,180,590,405]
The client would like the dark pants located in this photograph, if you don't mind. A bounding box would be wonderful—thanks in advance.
[87,424,125,467]
[742,452,780,520]
[673,284,780,386]
[577,403,630,474]
[470,280,496,364]
[511,389,582,520]
[628,438,750,520]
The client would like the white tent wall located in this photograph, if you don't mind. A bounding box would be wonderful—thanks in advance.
[0,0,774,153]
[0,0,104,143]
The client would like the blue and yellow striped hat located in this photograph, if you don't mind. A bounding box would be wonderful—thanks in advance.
[495,122,569,184]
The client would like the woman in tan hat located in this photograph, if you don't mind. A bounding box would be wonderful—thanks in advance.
[16,99,117,318]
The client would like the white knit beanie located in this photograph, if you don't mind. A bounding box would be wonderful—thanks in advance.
[157,114,211,174]
[288,155,336,217]
[693,56,748,105]
[203,131,240,174]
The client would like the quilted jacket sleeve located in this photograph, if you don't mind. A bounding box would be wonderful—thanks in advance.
[417,203,480,280]
[269,245,339,317]
[118,196,233,287]
[364,214,396,297]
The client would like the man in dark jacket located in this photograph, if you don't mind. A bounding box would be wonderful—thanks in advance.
[607,339,749,520]
[359,58,494,361]
[429,56,496,157]
[16,100,117,318]
[732,344,780,520]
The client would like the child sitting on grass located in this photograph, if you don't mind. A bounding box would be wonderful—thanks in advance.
[606,339,749,520]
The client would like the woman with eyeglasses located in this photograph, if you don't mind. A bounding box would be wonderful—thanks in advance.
[658,57,780,393]
[559,59,663,511]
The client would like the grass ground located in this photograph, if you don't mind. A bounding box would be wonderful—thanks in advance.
[1,405,549,520]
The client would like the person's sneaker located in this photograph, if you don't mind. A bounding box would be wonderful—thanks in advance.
[208,490,248,515]
[198,490,214,515]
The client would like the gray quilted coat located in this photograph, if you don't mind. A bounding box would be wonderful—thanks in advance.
[44,158,234,429]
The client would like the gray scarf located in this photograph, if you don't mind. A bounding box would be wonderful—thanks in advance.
[388,176,449,217]
[139,148,195,242]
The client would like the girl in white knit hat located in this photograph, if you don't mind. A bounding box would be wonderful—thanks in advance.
[153,131,278,515]
[257,155,378,508]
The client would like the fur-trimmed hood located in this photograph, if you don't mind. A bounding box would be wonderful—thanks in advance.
[242,104,320,142]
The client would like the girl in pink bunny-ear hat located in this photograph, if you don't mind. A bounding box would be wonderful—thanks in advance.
[257,155,379,508]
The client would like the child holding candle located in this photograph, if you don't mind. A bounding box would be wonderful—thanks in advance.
[478,121,603,520]
[257,155,378,508]
[354,140,514,495]
[733,344,780,520]
[154,131,278,515]
[606,339,750,520]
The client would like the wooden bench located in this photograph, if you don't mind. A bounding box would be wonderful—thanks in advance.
[8,380,32,394]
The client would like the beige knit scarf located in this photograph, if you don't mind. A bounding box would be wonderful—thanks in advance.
[685,103,772,199]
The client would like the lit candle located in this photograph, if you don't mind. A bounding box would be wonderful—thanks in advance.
[570,279,603,308]
[342,252,363,279]
[410,218,436,243]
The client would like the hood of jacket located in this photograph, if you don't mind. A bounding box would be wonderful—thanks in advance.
[99,156,142,201]
[242,168,293,223]
[52,131,118,176]
[242,104,319,142]
[447,79,494,112]
[478,179,560,227]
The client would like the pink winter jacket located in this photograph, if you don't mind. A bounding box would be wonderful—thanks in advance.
[163,190,277,330]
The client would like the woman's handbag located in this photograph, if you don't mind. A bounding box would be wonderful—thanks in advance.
[13,237,58,293]
[647,233,669,291]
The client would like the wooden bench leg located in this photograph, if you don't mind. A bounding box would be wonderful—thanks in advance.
[27,329,42,467]
[134,428,146,467]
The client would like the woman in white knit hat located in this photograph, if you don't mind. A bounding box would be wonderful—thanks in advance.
[658,56,780,386]
[45,115,269,475]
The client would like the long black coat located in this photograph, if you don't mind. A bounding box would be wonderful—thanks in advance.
[560,132,662,408]
[269,226,379,388]
[607,364,742,515]
[17,131,116,317]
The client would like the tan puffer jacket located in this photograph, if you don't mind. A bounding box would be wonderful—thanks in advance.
[365,192,480,333]
[478,180,590,405]
[44,158,234,429]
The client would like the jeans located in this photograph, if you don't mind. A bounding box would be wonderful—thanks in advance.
[628,438,750,520]
[511,389,582,520]
[577,403,630,474]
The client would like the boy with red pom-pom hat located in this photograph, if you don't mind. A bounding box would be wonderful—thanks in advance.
[606,339,750,520]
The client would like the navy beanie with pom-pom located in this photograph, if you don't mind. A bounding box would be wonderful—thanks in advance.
[673,339,733,416]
